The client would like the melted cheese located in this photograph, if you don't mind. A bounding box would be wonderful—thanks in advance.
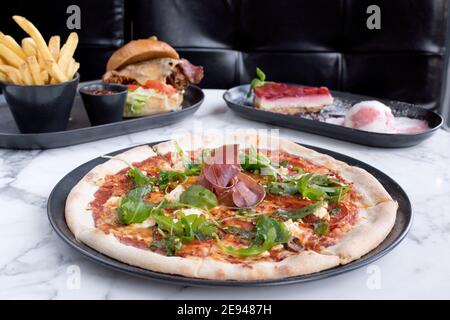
[313,202,330,221]
[117,58,179,85]
[179,208,203,217]
[284,220,313,246]
[164,185,185,203]
[132,218,156,229]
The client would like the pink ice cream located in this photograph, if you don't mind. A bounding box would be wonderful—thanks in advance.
[344,101,396,133]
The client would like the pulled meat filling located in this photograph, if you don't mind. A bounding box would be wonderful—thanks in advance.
[103,58,204,91]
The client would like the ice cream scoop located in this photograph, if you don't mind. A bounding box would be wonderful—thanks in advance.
[344,100,396,133]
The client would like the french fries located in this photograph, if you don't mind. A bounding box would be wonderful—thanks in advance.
[0,16,80,85]
[0,71,7,82]
[0,32,27,60]
[19,63,33,85]
[58,32,78,76]
[27,56,44,85]
[0,43,25,68]
[21,37,37,57]
[48,36,60,61]
[0,65,23,84]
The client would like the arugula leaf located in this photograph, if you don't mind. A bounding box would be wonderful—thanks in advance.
[179,213,217,241]
[218,215,291,257]
[117,186,154,224]
[150,208,184,235]
[179,185,218,210]
[150,234,182,256]
[174,142,203,176]
[128,166,151,187]
[265,181,298,196]
[314,221,329,236]
[149,209,217,255]
[254,215,291,244]
[223,226,255,241]
[102,156,151,187]
[329,206,341,216]
[292,166,304,173]
[240,146,284,179]
[272,202,325,221]
[298,174,351,202]
[156,170,188,190]
[280,160,289,167]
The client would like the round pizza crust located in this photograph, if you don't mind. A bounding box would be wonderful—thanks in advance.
[65,133,398,280]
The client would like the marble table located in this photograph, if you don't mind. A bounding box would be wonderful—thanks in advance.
[1,89,449,299]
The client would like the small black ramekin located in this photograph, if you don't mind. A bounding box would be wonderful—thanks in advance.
[0,74,80,133]
[79,83,128,126]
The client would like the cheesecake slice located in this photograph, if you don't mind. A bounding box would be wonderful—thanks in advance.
[253,82,333,115]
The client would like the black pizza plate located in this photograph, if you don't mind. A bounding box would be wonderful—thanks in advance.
[47,141,412,287]
[223,84,443,148]
[0,83,204,150]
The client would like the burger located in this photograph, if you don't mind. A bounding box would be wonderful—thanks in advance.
[103,37,204,117]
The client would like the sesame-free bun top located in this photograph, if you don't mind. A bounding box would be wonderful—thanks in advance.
[106,38,180,71]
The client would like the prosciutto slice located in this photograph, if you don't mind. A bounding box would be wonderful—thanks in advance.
[196,145,265,208]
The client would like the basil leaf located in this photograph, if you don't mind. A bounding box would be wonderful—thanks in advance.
[272,202,324,221]
[179,185,218,210]
[314,221,329,236]
[117,186,154,224]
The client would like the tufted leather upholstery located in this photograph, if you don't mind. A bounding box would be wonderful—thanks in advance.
[1,0,449,114]
[131,0,449,111]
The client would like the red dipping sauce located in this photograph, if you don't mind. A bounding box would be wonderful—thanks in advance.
[81,89,116,95]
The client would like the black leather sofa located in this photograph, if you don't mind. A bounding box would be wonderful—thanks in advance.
[1,0,449,123]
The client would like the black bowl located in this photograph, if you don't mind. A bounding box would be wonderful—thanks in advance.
[79,83,128,126]
[0,74,80,133]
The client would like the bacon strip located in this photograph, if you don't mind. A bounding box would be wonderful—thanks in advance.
[196,145,265,208]
[178,58,204,84]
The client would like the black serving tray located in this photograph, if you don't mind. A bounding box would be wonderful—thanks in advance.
[223,84,443,148]
[0,83,204,149]
[47,141,412,287]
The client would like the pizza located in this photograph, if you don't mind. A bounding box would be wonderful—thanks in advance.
[65,133,397,280]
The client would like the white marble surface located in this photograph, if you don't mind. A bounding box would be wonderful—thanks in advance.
[1,89,450,299]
